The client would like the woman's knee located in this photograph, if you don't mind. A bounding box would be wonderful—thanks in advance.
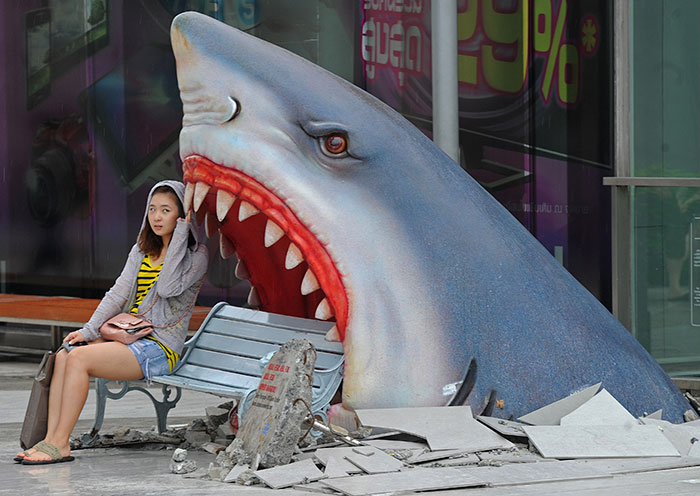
[64,346,92,372]
[55,348,69,367]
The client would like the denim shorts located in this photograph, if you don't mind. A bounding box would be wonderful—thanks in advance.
[126,338,170,381]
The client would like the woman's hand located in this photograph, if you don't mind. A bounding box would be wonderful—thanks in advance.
[64,330,86,345]
[180,210,192,223]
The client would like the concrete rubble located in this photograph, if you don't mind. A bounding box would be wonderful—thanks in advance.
[97,385,692,494]
[62,372,700,494]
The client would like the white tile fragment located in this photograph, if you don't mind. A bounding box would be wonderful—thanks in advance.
[320,467,485,495]
[523,424,680,458]
[254,458,324,489]
[355,406,513,451]
[222,463,249,483]
[343,446,405,474]
[407,448,472,464]
[640,418,700,456]
[560,389,637,426]
[323,456,351,479]
[364,439,428,450]
[644,409,663,420]
[476,415,528,437]
[688,441,700,458]
[314,448,364,474]
[518,382,601,425]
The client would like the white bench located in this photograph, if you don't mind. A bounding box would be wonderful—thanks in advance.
[89,302,344,436]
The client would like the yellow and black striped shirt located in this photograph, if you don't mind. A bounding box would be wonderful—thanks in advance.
[130,255,162,314]
[129,255,179,371]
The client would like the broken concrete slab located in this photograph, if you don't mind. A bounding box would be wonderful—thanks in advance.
[343,446,405,474]
[476,448,548,465]
[407,448,473,464]
[688,442,700,458]
[639,418,700,456]
[294,481,341,494]
[363,439,428,450]
[477,416,528,438]
[560,389,637,426]
[320,467,486,495]
[523,424,680,458]
[323,456,352,478]
[314,448,364,474]
[644,409,663,420]
[466,458,611,486]
[235,338,316,468]
[517,382,601,425]
[429,453,480,467]
[254,457,325,489]
[579,456,700,475]
[355,406,513,451]
[222,463,250,483]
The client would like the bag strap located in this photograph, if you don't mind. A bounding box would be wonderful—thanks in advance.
[136,275,206,330]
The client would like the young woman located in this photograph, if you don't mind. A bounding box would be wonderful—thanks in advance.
[16,180,208,464]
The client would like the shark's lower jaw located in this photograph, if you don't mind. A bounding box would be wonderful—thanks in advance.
[182,155,348,339]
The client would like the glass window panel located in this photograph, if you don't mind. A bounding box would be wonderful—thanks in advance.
[631,0,700,375]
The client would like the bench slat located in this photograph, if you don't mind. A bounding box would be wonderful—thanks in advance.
[185,348,330,388]
[187,342,342,375]
[170,363,327,393]
[201,317,344,354]
[185,348,262,377]
[191,333,343,371]
[174,364,261,390]
[214,305,335,333]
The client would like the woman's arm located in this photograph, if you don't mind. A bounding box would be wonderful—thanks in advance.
[157,219,208,298]
[75,244,143,341]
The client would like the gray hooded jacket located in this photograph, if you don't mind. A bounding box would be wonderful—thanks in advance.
[77,180,209,355]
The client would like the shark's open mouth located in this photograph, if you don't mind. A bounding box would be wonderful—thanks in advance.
[183,155,348,340]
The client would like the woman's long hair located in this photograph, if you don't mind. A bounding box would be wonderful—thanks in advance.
[138,185,195,257]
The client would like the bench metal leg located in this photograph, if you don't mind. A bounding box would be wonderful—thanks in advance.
[90,378,183,437]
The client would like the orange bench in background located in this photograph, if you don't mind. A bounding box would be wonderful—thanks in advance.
[0,293,210,354]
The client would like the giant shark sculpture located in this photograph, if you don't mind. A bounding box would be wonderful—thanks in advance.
[170,12,692,422]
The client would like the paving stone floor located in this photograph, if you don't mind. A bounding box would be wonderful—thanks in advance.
[3,357,700,495]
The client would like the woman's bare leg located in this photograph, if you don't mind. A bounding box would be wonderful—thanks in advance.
[25,341,144,461]
[46,349,69,436]
[19,339,105,457]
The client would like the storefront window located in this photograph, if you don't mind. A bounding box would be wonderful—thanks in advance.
[0,0,360,305]
[630,0,700,374]
[360,0,614,304]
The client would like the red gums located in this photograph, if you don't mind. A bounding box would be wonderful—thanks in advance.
[183,155,348,339]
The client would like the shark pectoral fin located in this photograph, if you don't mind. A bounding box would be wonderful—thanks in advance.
[447,358,477,406]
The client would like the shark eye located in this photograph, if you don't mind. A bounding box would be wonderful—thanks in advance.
[321,134,348,157]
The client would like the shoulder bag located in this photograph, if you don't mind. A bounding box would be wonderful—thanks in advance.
[100,276,205,345]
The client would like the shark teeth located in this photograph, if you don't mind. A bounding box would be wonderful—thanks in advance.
[285,243,303,270]
[238,201,260,222]
[219,234,235,259]
[182,160,343,333]
[264,220,285,248]
[235,258,250,280]
[301,269,320,295]
[325,325,340,342]
[315,298,334,320]
[248,287,261,307]
[216,189,236,222]
[205,212,219,238]
[184,182,195,213]
[194,182,210,212]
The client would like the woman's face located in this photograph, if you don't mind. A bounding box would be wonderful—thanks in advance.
[148,192,180,239]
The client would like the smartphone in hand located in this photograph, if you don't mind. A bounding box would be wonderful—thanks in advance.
[61,341,88,353]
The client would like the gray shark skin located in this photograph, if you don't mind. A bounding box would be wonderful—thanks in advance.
[170,12,692,422]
